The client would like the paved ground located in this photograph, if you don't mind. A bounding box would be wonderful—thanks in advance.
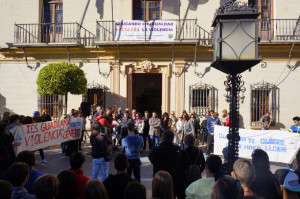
[34,143,289,199]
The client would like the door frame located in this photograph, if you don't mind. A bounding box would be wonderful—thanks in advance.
[123,61,171,113]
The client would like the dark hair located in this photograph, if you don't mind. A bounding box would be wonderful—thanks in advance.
[251,149,272,181]
[127,122,135,132]
[293,116,300,121]
[70,152,85,170]
[206,155,222,173]
[0,180,12,199]
[125,181,146,199]
[34,175,59,199]
[0,122,8,133]
[100,110,105,116]
[85,179,109,199]
[9,114,20,124]
[184,134,195,147]
[71,109,77,117]
[212,175,243,199]
[233,159,255,187]
[162,131,174,143]
[16,150,35,168]
[136,113,141,118]
[57,170,78,199]
[144,111,149,114]
[6,162,29,187]
[114,153,128,172]
[124,111,130,115]
[93,121,101,131]
[22,116,33,125]
[152,171,173,199]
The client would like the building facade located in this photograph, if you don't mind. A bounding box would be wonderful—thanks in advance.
[0,0,299,130]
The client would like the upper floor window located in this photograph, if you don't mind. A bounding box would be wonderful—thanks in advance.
[133,0,162,20]
[189,83,217,117]
[250,82,279,126]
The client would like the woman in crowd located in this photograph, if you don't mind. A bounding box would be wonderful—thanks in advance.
[250,149,281,199]
[161,112,172,132]
[0,122,15,179]
[174,115,183,145]
[33,175,59,199]
[152,170,174,199]
[112,112,121,148]
[85,179,109,199]
[41,109,51,122]
[135,113,144,136]
[169,111,177,130]
[179,114,192,146]
[220,109,229,126]
[183,134,205,186]
[57,170,78,199]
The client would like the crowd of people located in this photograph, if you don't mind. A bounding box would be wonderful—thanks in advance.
[1,106,300,199]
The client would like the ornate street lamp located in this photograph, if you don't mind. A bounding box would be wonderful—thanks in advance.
[211,1,261,172]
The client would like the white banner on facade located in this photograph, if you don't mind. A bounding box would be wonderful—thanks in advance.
[114,20,176,41]
[214,126,300,164]
[12,118,83,154]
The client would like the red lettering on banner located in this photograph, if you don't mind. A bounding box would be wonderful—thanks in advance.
[41,123,46,132]
[25,136,30,147]
[44,132,49,143]
[26,125,31,134]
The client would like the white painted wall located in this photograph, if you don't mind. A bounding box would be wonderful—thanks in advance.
[0,0,40,48]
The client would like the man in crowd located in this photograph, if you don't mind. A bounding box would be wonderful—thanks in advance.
[260,112,272,130]
[185,155,222,199]
[275,169,300,199]
[69,152,89,199]
[120,111,133,140]
[289,116,300,133]
[6,162,36,199]
[117,107,123,118]
[131,109,137,122]
[149,112,161,148]
[15,151,45,194]
[148,131,184,198]
[1,112,10,123]
[95,110,115,129]
[103,153,134,199]
[231,158,261,199]
[122,123,144,182]
[206,110,221,156]
[92,106,102,121]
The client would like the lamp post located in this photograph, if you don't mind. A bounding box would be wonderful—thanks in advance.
[211,1,261,172]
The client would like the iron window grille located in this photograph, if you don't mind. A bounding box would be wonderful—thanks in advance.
[38,94,64,121]
[82,81,106,115]
[189,83,218,117]
[250,81,279,126]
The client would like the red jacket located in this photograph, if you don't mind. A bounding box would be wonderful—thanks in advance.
[225,117,230,126]
[95,116,114,129]
[69,168,89,199]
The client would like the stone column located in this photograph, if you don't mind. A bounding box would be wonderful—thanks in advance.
[174,61,185,117]
[109,62,120,110]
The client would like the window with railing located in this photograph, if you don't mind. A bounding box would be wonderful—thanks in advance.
[38,94,64,121]
[250,82,279,126]
[189,83,217,116]
[133,0,162,20]
[82,82,106,115]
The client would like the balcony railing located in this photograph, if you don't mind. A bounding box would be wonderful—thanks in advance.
[259,19,300,42]
[96,19,212,45]
[14,22,95,46]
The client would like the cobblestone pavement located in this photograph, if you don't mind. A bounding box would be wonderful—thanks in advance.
[34,143,288,199]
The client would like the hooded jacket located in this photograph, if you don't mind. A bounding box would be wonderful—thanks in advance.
[122,134,144,159]
[11,187,36,199]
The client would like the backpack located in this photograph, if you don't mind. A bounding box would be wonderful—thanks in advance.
[185,149,202,186]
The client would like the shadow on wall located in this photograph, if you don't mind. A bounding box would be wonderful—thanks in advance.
[163,0,209,15]
[239,114,245,128]
[274,123,285,130]
[95,0,104,19]
[0,93,15,116]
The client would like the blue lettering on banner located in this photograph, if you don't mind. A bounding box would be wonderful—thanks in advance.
[219,133,227,139]
[260,138,285,146]
[243,145,261,150]
[265,145,287,152]
[70,122,81,128]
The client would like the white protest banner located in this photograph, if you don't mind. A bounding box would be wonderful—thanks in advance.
[114,20,176,41]
[13,118,83,153]
[214,126,300,164]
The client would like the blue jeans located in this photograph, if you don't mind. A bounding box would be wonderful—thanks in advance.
[92,157,109,182]
[150,135,160,149]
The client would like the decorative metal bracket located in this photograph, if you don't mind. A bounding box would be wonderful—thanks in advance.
[22,47,38,71]
[224,74,246,104]
[96,46,111,78]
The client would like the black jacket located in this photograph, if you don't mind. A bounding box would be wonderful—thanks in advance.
[90,130,107,158]
[183,146,205,174]
[0,132,15,170]
[103,173,134,199]
[142,117,150,135]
